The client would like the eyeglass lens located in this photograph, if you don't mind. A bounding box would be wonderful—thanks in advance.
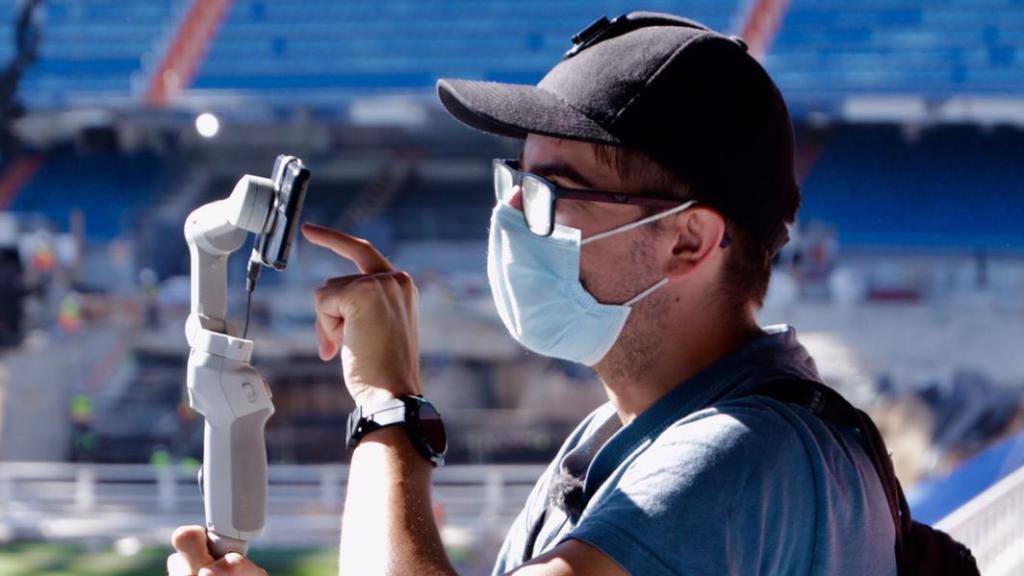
[494,161,515,203]
[493,161,555,236]
[521,175,553,236]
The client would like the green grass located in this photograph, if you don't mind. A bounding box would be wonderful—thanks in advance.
[0,542,339,576]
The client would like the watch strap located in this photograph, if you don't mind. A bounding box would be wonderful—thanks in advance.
[346,395,447,467]
[346,398,407,448]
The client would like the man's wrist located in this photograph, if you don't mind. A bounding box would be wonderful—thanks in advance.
[352,426,434,471]
[351,387,419,407]
[354,424,409,445]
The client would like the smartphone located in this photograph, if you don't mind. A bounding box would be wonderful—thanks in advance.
[256,155,310,270]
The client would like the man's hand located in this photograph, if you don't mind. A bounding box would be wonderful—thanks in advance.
[301,222,421,406]
[166,526,268,576]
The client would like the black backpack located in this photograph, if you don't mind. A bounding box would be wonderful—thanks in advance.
[751,379,980,576]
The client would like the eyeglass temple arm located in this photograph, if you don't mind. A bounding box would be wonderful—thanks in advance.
[556,188,682,207]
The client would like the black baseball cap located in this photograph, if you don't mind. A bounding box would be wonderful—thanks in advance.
[437,12,799,256]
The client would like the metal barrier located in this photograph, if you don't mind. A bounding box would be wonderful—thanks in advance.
[0,462,546,548]
[936,465,1024,576]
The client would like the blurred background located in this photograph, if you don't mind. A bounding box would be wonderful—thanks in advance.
[0,0,1021,574]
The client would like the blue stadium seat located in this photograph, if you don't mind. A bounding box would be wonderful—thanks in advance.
[13,0,176,107]
[769,0,1024,101]
[5,0,1021,109]
[191,0,739,97]
[799,126,1024,249]
[7,148,169,240]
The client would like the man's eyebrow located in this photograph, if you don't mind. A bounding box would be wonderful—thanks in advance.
[523,159,599,189]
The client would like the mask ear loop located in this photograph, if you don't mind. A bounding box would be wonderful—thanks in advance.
[581,199,698,307]
[623,277,669,306]
[581,200,698,245]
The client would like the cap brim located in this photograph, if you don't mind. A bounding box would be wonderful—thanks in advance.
[437,79,619,144]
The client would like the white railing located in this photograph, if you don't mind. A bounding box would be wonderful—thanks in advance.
[0,462,546,548]
[8,459,1016,570]
[936,465,1024,576]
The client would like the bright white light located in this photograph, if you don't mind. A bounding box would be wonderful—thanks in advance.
[195,112,220,138]
[114,536,143,556]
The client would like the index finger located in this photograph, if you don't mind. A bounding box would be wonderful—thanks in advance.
[301,222,393,274]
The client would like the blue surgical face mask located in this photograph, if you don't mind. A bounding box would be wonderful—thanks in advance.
[487,199,698,366]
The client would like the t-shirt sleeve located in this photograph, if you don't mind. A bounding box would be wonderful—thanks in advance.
[564,400,818,576]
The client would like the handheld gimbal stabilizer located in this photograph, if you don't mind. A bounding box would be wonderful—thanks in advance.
[183,156,309,558]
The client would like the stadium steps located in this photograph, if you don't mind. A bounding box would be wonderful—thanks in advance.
[144,0,233,106]
[0,155,43,210]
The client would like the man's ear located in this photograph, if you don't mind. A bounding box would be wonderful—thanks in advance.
[662,207,727,280]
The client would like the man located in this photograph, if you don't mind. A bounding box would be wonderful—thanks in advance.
[168,12,896,576]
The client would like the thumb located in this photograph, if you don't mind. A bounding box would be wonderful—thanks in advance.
[171,525,216,574]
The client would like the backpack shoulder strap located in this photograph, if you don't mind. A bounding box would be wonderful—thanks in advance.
[747,379,913,570]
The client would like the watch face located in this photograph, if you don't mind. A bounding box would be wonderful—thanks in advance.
[416,401,447,456]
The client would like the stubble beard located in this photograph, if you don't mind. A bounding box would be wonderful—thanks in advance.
[591,231,672,386]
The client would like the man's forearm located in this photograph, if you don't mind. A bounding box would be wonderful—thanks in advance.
[340,426,457,576]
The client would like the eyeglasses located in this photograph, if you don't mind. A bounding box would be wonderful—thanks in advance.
[493,158,688,237]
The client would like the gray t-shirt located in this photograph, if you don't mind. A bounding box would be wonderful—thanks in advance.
[492,325,896,575]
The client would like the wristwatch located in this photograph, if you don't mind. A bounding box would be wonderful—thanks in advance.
[346,394,447,467]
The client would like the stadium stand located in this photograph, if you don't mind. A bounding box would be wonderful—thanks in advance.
[390,180,494,241]
[799,125,1024,249]
[16,1,178,107]
[8,146,170,239]
[8,0,1022,110]
[770,0,1024,104]
[191,0,739,96]
[0,2,14,65]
